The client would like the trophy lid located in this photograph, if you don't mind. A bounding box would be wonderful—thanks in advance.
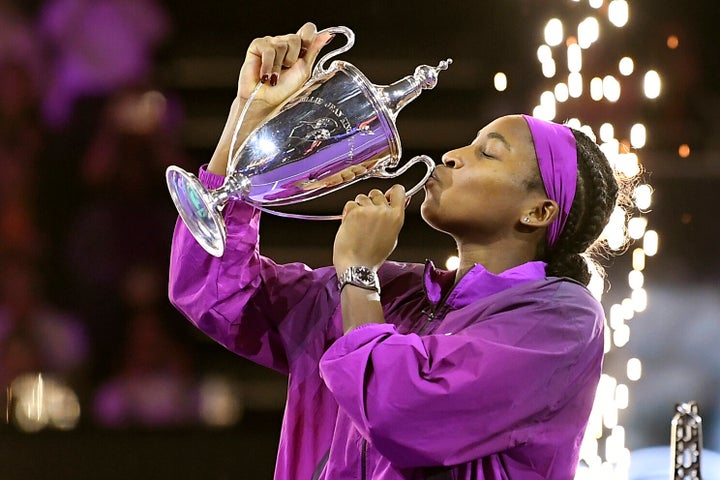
[379,59,453,117]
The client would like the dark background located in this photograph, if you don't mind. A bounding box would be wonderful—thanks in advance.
[0,1,719,478]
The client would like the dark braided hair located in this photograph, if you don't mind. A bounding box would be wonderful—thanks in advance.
[542,128,620,285]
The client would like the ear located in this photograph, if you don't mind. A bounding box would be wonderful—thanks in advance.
[520,199,558,227]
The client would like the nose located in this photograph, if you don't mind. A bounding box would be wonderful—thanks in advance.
[441,149,464,169]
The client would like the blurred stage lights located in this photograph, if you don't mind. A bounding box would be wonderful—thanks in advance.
[7,373,81,432]
[493,72,507,92]
[483,2,661,474]
[523,1,661,478]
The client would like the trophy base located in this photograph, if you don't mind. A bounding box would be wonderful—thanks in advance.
[166,166,227,257]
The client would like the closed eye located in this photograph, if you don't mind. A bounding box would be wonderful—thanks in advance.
[475,146,495,159]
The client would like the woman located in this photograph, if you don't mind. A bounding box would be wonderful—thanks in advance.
[169,23,619,479]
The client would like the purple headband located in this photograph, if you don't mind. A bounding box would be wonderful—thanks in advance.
[521,114,578,248]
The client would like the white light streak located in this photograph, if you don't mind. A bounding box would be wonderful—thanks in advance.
[537,44,553,63]
[599,123,615,143]
[631,288,648,312]
[578,17,600,48]
[566,118,582,130]
[609,304,624,330]
[568,72,583,98]
[542,60,557,78]
[621,298,635,320]
[633,184,653,210]
[643,230,659,256]
[643,70,662,99]
[627,217,647,239]
[608,0,630,27]
[627,358,642,381]
[587,261,604,301]
[600,139,619,169]
[632,248,646,271]
[617,153,640,178]
[568,43,583,72]
[615,384,629,409]
[606,426,626,463]
[603,75,621,102]
[590,77,604,101]
[603,205,627,251]
[628,270,644,290]
[618,57,634,76]
[613,324,630,347]
[494,72,508,91]
[545,18,564,46]
[630,123,647,148]
[580,125,596,141]
[530,5,655,476]
[555,83,570,102]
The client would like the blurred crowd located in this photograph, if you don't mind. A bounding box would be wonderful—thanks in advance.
[0,0,243,431]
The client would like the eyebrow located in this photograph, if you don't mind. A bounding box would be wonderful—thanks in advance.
[485,131,512,150]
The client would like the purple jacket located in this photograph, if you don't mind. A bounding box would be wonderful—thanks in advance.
[168,168,604,480]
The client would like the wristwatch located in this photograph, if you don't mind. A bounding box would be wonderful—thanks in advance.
[338,265,380,294]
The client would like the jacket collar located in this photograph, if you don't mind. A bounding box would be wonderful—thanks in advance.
[423,260,547,309]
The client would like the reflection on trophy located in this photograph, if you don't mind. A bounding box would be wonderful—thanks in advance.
[166,26,452,257]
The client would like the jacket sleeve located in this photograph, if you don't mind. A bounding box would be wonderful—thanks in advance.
[168,168,341,374]
[318,285,604,467]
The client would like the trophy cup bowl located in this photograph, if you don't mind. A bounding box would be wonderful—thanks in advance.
[166,26,451,257]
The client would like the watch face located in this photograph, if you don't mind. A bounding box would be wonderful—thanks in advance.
[356,266,375,285]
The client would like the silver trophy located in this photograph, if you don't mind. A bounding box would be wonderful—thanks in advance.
[166,26,451,256]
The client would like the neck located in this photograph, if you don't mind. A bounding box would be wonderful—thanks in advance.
[453,238,539,284]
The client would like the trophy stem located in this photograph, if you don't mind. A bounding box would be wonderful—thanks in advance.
[166,166,250,257]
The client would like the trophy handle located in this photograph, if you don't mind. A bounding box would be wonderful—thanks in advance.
[251,155,436,221]
[368,154,436,199]
[313,26,355,77]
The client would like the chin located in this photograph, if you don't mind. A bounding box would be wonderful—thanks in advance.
[420,201,445,233]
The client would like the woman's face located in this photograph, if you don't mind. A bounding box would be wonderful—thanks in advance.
[421,115,549,242]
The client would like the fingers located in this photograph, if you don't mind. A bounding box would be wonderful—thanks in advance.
[301,28,334,70]
[355,189,387,206]
[296,22,317,58]
[386,184,407,209]
[255,35,292,86]
[247,22,331,86]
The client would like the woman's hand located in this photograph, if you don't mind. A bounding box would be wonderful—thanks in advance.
[238,22,333,108]
[333,185,407,275]
[208,22,333,175]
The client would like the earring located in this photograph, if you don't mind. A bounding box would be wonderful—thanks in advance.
[523,217,531,223]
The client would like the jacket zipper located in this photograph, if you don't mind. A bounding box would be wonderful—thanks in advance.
[361,268,454,478]
[419,300,449,335]
[361,438,367,480]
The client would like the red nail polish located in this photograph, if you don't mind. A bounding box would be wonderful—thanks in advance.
[299,47,307,58]
[260,74,269,84]
[270,73,278,86]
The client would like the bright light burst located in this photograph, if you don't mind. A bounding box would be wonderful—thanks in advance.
[521,2,660,477]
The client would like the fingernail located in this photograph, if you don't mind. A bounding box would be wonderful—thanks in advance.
[325,34,336,45]
[260,74,269,84]
[299,47,307,58]
[270,73,278,86]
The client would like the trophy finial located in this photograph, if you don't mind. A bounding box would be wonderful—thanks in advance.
[414,59,453,91]
[380,58,453,117]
